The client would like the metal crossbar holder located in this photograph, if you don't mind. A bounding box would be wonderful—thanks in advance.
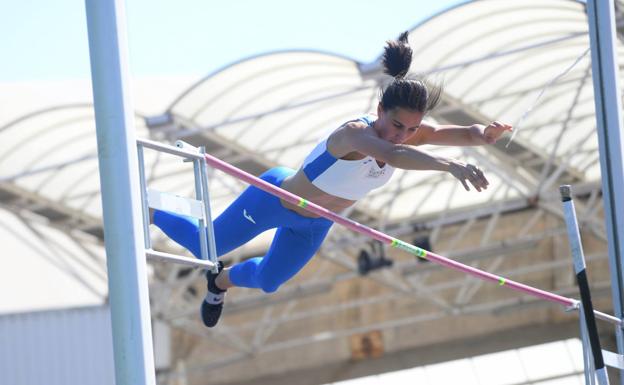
[137,138,220,273]
[147,189,205,219]
[138,138,204,160]
[564,300,581,312]
[174,140,201,162]
[175,140,198,152]
[145,249,215,269]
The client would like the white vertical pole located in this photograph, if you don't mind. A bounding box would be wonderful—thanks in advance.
[198,147,220,273]
[137,144,152,249]
[84,1,156,384]
[587,2,624,383]
[193,158,210,263]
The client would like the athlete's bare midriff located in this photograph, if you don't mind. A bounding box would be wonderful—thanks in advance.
[279,170,356,218]
[278,124,384,218]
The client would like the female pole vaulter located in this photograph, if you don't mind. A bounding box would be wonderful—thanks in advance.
[151,32,512,327]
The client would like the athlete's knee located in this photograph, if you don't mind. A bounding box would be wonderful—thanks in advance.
[259,282,280,294]
[255,273,281,294]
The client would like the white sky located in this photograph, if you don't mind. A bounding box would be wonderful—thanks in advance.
[3,0,465,81]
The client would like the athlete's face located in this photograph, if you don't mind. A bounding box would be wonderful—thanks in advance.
[375,105,423,144]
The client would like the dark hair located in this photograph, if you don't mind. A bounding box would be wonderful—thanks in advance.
[380,31,442,113]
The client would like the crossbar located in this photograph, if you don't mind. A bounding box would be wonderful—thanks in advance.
[145,139,619,328]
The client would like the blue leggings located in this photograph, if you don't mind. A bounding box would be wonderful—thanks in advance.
[153,167,333,293]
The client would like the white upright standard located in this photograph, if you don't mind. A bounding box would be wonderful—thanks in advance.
[85,0,156,384]
[587,1,624,382]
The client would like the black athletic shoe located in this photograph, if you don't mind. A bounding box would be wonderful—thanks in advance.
[200,261,226,328]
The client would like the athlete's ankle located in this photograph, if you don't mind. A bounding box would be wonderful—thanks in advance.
[206,262,226,293]
[214,269,229,291]
[214,276,225,292]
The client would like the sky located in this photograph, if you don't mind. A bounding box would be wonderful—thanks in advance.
[3,0,466,82]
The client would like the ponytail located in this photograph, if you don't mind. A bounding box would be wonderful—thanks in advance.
[380,31,442,113]
[382,31,412,79]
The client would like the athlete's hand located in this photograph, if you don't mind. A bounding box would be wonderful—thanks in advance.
[448,161,489,192]
[480,121,513,144]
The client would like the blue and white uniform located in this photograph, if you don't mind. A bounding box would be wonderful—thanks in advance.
[302,115,395,200]
[153,115,394,294]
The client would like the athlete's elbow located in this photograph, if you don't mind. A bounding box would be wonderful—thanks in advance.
[384,146,407,168]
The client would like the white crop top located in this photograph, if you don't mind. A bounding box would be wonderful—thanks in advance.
[301,115,395,200]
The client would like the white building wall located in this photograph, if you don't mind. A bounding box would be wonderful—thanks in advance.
[0,305,115,385]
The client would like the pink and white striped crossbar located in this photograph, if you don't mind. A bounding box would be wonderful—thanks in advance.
[137,138,621,327]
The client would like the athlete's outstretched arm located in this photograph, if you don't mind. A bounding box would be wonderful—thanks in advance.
[407,120,513,146]
[340,122,489,192]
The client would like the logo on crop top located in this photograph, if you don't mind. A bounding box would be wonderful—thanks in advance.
[367,168,386,178]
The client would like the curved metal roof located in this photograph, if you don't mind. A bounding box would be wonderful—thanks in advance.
[170,51,375,167]
[133,0,605,225]
[0,0,607,226]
